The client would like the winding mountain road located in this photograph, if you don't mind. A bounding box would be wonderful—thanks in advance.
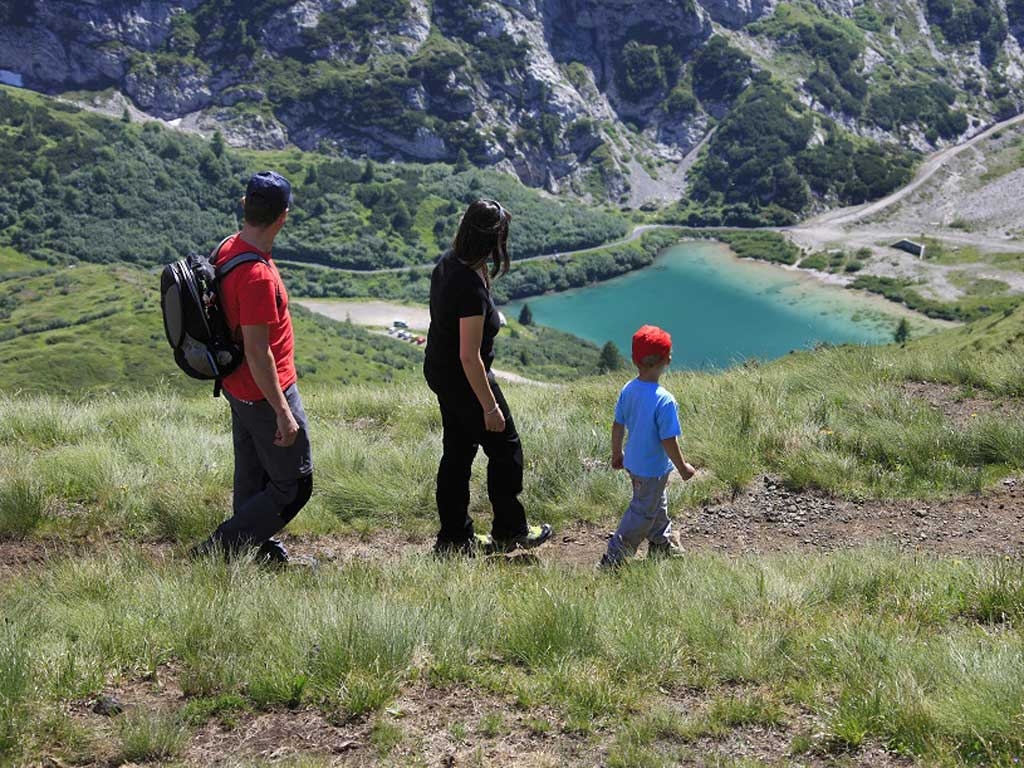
[804,112,1024,229]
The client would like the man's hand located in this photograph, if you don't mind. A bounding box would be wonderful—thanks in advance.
[678,461,696,480]
[611,451,624,470]
[274,409,300,447]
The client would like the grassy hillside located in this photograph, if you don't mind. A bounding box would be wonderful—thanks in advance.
[0,251,616,394]
[0,85,626,272]
[3,307,1024,765]
[5,304,1024,543]
[0,256,432,395]
[2,549,1022,766]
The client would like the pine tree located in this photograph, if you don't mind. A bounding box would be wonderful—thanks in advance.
[210,130,225,157]
[361,158,375,182]
[598,341,624,372]
[391,200,412,233]
[518,303,533,325]
[894,318,910,345]
[455,148,470,172]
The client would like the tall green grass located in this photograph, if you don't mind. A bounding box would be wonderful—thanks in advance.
[2,550,1023,764]
[7,337,1024,543]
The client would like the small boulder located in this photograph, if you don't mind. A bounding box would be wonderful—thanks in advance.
[91,695,124,717]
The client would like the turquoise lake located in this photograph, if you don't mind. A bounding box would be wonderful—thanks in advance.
[508,241,911,370]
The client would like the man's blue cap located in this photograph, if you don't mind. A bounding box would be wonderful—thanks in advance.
[246,170,293,210]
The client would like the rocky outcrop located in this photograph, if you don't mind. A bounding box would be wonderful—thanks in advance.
[0,0,200,89]
[700,0,775,28]
[2,0,1023,204]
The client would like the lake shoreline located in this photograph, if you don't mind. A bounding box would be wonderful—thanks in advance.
[505,241,951,370]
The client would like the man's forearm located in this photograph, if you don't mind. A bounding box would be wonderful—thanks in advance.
[248,348,289,413]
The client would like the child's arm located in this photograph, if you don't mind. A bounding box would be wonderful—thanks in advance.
[611,422,625,469]
[661,436,696,479]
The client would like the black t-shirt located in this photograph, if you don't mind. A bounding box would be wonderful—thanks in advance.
[423,251,501,394]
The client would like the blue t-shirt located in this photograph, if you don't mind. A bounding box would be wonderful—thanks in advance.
[614,378,682,478]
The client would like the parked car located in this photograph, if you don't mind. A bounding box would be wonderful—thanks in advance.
[414,336,426,345]
[393,320,409,329]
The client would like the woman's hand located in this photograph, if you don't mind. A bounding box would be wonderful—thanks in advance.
[484,407,506,432]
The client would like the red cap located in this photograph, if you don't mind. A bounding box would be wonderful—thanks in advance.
[632,325,672,366]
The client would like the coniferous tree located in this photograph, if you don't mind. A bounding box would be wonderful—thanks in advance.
[894,317,910,345]
[518,303,533,325]
[598,341,624,372]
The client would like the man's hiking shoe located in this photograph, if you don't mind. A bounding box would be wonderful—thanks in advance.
[433,533,493,558]
[188,537,289,569]
[647,539,684,560]
[490,523,553,553]
[598,553,624,570]
[257,538,289,567]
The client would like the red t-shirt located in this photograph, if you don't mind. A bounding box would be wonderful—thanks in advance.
[215,234,297,402]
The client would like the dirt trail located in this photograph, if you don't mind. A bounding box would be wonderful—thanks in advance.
[277,477,1024,569]
[805,112,1024,229]
[3,476,1021,584]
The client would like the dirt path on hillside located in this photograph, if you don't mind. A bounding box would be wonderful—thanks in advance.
[3,478,1021,584]
[274,476,1024,569]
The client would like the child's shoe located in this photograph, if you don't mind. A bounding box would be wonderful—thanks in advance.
[647,538,684,560]
[490,523,553,553]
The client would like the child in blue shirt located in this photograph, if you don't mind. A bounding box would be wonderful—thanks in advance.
[601,325,696,567]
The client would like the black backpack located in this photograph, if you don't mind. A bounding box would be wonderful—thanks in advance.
[160,237,268,396]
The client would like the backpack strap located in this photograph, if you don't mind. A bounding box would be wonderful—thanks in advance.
[215,252,268,280]
[211,251,270,399]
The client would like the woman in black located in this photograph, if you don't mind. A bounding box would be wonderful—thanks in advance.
[423,199,552,555]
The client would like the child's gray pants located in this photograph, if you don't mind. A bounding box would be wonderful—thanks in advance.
[605,471,673,563]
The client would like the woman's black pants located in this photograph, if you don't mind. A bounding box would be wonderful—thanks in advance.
[433,376,528,543]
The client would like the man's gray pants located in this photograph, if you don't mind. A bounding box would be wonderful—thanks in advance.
[605,471,673,563]
[211,383,313,551]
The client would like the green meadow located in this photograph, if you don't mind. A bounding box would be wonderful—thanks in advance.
[3,306,1024,765]
[2,73,1024,768]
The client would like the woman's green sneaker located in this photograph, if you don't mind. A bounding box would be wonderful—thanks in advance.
[490,523,553,553]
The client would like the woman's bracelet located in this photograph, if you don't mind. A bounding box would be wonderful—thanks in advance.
[485,404,500,416]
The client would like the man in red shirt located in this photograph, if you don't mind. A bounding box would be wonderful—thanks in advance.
[192,171,313,565]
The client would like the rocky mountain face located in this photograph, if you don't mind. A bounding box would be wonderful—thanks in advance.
[1,0,1022,210]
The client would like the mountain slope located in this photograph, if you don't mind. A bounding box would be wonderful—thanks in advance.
[2,0,1022,217]
[0,85,626,269]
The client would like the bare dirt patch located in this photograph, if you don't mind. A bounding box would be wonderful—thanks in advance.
[903,380,1024,428]
[50,673,915,768]
[187,711,364,766]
